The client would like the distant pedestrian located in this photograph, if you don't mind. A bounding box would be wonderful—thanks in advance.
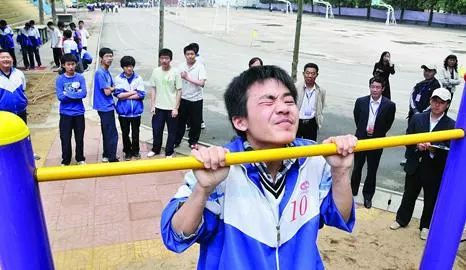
[248,57,263,68]
[372,51,395,99]
[62,30,82,73]
[47,21,63,69]
[69,22,82,53]
[16,23,31,69]
[93,47,119,162]
[78,20,90,51]
[439,54,461,99]
[55,53,87,166]
[147,48,182,158]
[114,56,145,161]
[26,20,42,69]
[188,42,206,129]
[0,20,17,67]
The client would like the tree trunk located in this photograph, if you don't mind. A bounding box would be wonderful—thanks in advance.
[39,0,45,25]
[159,0,164,57]
[311,0,314,13]
[291,0,304,82]
[428,5,434,26]
[51,0,57,24]
[366,0,371,20]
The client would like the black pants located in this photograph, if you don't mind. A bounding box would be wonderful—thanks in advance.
[26,46,41,68]
[52,48,63,67]
[7,48,17,67]
[151,108,177,156]
[118,116,141,156]
[296,118,318,141]
[21,47,29,69]
[175,99,203,146]
[351,148,383,200]
[59,114,85,165]
[396,157,443,230]
[98,110,119,161]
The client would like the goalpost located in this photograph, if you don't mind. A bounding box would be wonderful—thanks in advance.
[315,0,334,19]
[372,0,396,25]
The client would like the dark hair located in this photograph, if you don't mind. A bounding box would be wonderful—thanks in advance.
[369,76,385,88]
[158,48,172,60]
[120,56,136,68]
[61,53,78,64]
[224,65,297,137]
[377,51,390,66]
[24,22,30,29]
[443,54,458,72]
[57,21,65,28]
[0,20,6,26]
[0,48,12,56]
[303,63,319,73]
[78,20,84,24]
[248,57,263,67]
[47,21,54,27]
[189,42,199,54]
[69,22,76,29]
[184,44,196,54]
[63,29,72,39]
[99,47,113,58]
[29,20,35,25]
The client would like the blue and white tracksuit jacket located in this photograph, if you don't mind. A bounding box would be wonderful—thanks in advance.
[16,28,32,48]
[0,26,15,49]
[161,136,356,270]
[113,72,145,118]
[0,68,27,114]
[26,27,42,47]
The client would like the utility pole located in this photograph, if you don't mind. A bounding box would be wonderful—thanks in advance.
[159,0,164,55]
[51,0,57,24]
[291,0,303,82]
[38,0,45,25]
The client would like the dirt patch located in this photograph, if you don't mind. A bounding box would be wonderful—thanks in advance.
[25,71,58,123]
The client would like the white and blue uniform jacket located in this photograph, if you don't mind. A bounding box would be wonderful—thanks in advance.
[161,136,356,270]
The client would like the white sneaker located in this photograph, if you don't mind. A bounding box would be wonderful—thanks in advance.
[77,161,86,165]
[420,228,429,240]
[390,221,401,230]
[34,153,41,160]
[201,122,206,129]
[102,157,109,163]
[165,155,173,158]
[147,151,156,158]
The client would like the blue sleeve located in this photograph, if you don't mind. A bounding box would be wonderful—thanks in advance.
[136,89,145,99]
[113,88,126,98]
[76,75,87,99]
[96,71,111,91]
[318,163,355,232]
[55,77,71,102]
[160,171,221,253]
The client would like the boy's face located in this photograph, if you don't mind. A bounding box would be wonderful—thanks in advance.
[184,50,196,65]
[123,65,134,77]
[232,78,298,148]
[159,55,171,69]
[79,23,84,29]
[101,53,113,66]
[63,61,76,74]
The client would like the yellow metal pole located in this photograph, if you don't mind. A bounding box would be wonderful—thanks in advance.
[35,129,465,182]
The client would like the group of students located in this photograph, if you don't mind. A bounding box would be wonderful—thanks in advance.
[56,42,207,165]
[0,19,91,72]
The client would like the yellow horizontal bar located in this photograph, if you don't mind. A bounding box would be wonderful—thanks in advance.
[35,129,464,182]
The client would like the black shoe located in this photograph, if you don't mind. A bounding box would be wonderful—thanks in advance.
[133,153,141,160]
[364,199,372,209]
[124,153,132,161]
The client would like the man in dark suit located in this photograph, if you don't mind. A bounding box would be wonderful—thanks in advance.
[351,76,396,208]
[390,88,455,240]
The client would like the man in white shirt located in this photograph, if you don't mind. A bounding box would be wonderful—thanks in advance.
[78,20,90,51]
[351,76,396,208]
[295,63,326,141]
[46,21,63,68]
[174,44,207,149]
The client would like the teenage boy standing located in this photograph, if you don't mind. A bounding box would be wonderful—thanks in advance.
[147,48,182,158]
[55,53,87,165]
[114,56,145,161]
[175,44,207,149]
[93,47,119,162]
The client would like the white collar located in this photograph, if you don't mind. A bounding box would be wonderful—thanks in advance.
[370,96,382,103]
[430,112,444,123]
